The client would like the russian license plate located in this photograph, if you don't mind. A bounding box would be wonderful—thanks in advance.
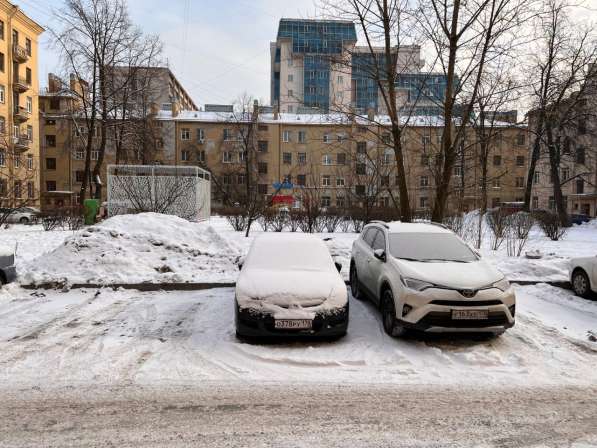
[274,319,313,330]
[452,309,488,320]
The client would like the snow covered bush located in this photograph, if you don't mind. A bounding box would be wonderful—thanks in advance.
[505,212,534,256]
[535,211,568,241]
[270,212,287,232]
[221,207,249,232]
[322,209,343,233]
[287,210,303,232]
[487,208,510,250]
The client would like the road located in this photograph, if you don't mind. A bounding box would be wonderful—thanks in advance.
[1,384,596,447]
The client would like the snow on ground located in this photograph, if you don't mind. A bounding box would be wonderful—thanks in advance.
[2,213,597,285]
[0,283,595,388]
[17,213,242,285]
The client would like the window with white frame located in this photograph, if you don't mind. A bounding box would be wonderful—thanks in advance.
[453,165,462,176]
[0,85,4,103]
[239,150,246,163]
[288,89,293,98]
[420,175,429,187]
[222,151,234,163]
[0,149,4,166]
[197,128,205,142]
[322,154,332,165]
[91,150,99,160]
[492,178,501,188]
[26,96,32,113]
[14,155,19,168]
[181,150,190,161]
[283,130,291,142]
[298,152,306,164]
[27,154,33,170]
[74,149,84,160]
[533,172,540,184]
[321,196,331,207]
[288,74,293,82]
[336,177,345,187]
[382,153,392,165]
[298,130,306,143]
[323,133,331,143]
[181,128,190,140]
[321,175,331,187]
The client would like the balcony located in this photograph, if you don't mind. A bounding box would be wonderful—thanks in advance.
[13,135,31,153]
[12,44,29,63]
[13,106,30,122]
[13,76,29,93]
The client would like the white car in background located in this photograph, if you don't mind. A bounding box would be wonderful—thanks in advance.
[235,233,348,339]
[569,257,597,299]
[350,221,515,336]
[1,207,40,225]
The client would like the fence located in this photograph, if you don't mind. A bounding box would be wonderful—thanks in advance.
[107,164,211,221]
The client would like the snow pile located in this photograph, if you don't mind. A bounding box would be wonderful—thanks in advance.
[20,213,241,285]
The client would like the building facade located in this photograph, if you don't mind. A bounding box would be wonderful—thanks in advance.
[0,0,43,209]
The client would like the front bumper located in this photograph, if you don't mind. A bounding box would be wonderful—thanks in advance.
[398,286,516,333]
[235,302,349,338]
[0,265,17,284]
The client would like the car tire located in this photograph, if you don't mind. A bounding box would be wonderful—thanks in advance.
[19,217,29,225]
[381,288,405,337]
[350,264,365,300]
[572,269,592,299]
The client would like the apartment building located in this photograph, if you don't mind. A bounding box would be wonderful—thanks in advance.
[270,19,435,115]
[168,108,529,215]
[0,0,43,208]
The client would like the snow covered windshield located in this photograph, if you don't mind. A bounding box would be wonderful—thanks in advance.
[245,235,334,271]
[389,233,477,262]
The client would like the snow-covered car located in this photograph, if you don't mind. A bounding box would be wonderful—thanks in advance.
[350,221,515,336]
[0,245,17,285]
[235,233,349,338]
[1,207,40,225]
[569,256,597,299]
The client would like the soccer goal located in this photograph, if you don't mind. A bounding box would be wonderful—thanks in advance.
[107,165,211,221]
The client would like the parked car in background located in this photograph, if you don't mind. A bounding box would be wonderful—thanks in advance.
[235,233,348,339]
[569,214,591,225]
[0,207,41,225]
[0,245,17,285]
[350,221,515,336]
[569,256,597,299]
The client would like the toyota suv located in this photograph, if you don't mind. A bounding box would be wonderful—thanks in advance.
[350,221,515,336]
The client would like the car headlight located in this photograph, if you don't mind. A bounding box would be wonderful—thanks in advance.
[492,277,510,292]
[401,277,434,291]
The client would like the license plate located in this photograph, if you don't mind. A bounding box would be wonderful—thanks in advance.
[452,309,488,320]
[274,319,312,330]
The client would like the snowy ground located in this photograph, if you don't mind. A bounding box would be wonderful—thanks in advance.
[2,213,596,285]
[0,282,596,388]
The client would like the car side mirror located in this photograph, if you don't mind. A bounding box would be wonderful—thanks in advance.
[334,261,342,273]
[373,249,386,262]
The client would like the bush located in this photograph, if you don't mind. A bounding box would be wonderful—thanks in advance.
[486,208,510,250]
[270,211,287,232]
[534,210,567,241]
[505,212,534,256]
[339,216,352,232]
[287,210,303,232]
[322,209,342,233]
[220,207,249,232]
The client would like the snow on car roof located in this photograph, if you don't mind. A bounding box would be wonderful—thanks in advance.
[379,221,453,234]
[244,233,334,271]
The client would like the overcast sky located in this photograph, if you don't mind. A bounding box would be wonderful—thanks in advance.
[16,0,320,107]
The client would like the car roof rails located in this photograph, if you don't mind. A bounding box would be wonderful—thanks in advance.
[368,220,390,229]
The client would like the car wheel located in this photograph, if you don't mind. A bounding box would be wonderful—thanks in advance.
[572,269,592,299]
[19,217,29,225]
[381,289,405,337]
[350,264,365,300]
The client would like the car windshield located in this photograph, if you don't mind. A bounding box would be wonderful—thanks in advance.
[245,236,334,271]
[389,232,477,262]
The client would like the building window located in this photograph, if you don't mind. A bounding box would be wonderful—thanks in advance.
[492,197,501,208]
[576,146,585,164]
[336,177,345,187]
[26,68,31,85]
[382,153,392,165]
[14,155,19,168]
[493,155,502,166]
[576,179,585,194]
[198,150,206,163]
[453,165,462,176]
[222,175,232,186]
[322,175,331,187]
[287,89,293,98]
[13,181,21,198]
[516,155,525,166]
[517,133,525,146]
[298,152,307,164]
[323,133,331,144]
[0,20,3,40]
[532,196,538,209]
[321,196,331,207]
[355,185,366,196]
[257,184,268,194]
[382,133,391,144]
[0,85,4,103]
[91,150,99,160]
[283,152,292,164]
[533,172,540,184]
[46,181,56,192]
[420,197,428,208]
[336,196,345,208]
[73,149,84,160]
[258,140,268,152]
[27,181,34,199]
[297,174,306,186]
[381,175,389,187]
[74,170,85,183]
[561,167,569,181]
[222,151,234,163]
[50,98,60,110]
[258,162,268,174]
[515,176,524,188]
[27,154,32,170]
[422,135,431,146]
[26,125,32,140]
[25,38,31,56]
[298,130,306,143]
[0,116,5,134]
[181,150,190,161]
[421,154,429,166]
[237,174,246,185]
[492,178,501,188]
[356,163,366,175]
[322,154,332,165]
[46,157,56,170]
[578,119,587,135]
[223,129,233,141]
[288,74,293,82]
[0,53,4,72]
[420,176,429,187]
[197,128,205,142]
[283,130,291,142]
[337,153,346,165]
[181,128,190,140]
[356,141,366,154]
[258,124,268,132]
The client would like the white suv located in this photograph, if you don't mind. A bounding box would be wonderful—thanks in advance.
[350,221,515,336]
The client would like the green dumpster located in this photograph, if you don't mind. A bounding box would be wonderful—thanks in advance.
[83,199,100,225]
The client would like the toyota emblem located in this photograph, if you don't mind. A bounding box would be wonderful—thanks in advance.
[461,289,476,298]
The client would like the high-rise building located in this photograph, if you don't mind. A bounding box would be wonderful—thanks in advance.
[0,0,43,209]
[270,18,441,115]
